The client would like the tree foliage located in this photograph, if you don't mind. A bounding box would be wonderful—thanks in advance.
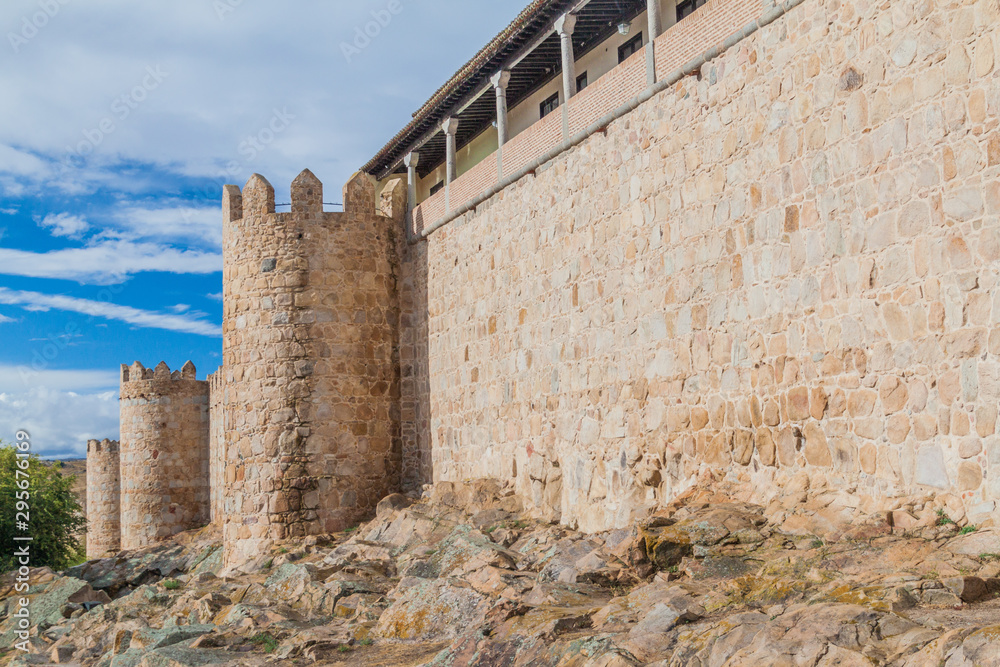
[0,445,86,573]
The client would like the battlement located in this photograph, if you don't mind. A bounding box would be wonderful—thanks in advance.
[222,170,382,225]
[120,360,199,384]
[86,438,119,454]
[118,359,211,550]
[86,437,121,559]
[208,370,224,393]
[221,165,402,565]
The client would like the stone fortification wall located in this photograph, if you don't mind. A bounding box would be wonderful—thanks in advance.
[119,361,211,549]
[209,371,224,524]
[401,0,1000,531]
[221,170,400,565]
[85,438,120,559]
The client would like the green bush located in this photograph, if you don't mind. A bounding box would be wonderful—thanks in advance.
[250,633,279,653]
[0,444,86,573]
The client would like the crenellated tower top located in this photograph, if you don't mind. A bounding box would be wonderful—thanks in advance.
[120,360,200,384]
[222,170,382,226]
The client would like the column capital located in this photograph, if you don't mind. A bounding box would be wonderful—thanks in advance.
[404,151,420,168]
[490,70,511,91]
[554,13,577,37]
[442,117,459,136]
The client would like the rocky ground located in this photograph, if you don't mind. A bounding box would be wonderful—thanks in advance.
[3,472,1000,666]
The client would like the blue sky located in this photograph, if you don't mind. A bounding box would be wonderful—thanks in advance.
[0,0,524,457]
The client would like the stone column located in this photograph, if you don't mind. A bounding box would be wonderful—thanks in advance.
[555,14,577,140]
[443,117,459,185]
[491,70,511,179]
[646,0,661,85]
[442,117,459,211]
[555,14,577,103]
[491,70,511,146]
[405,151,420,218]
[647,0,662,42]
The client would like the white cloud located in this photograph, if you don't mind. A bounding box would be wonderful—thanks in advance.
[0,287,221,337]
[1,207,18,215]
[0,144,49,179]
[112,205,221,248]
[0,365,119,394]
[169,304,190,313]
[0,387,118,458]
[0,365,120,457]
[0,239,220,283]
[37,212,89,238]
[0,314,15,323]
[0,1,525,197]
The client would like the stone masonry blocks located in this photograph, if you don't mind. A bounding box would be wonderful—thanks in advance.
[399,0,1000,531]
[209,371,224,525]
[221,170,401,566]
[85,439,120,559]
[118,361,211,550]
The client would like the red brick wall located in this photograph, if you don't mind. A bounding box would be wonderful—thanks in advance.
[412,188,447,237]
[568,48,648,136]
[501,108,564,177]
[654,0,764,81]
[412,0,768,234]
[449,149,499,211]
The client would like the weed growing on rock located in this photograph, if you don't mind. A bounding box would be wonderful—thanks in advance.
[251,633,278,653]
[936,509,956,526]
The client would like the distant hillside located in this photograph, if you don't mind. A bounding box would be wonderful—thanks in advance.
[49,458,87,517]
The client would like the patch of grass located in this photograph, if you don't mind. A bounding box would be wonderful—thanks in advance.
[65,549,89,569]
[667,565,679,573]
[936,509,956,526]
[979,553,1000,562]
[338,645,353,653]
[250,633,279,653]
[344,524,359,533]
[359,638,374,646]
[262,558,273,570]
[486,519,530,534]
[278,547,288,554]
[162,579,182,590]
[810,538,824,550]
[959,525,978,535]
[609,584,631,597]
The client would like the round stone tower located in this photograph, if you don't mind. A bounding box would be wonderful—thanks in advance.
[221,170,401,565]
[85,438,121,559]
[119,360,211,550]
